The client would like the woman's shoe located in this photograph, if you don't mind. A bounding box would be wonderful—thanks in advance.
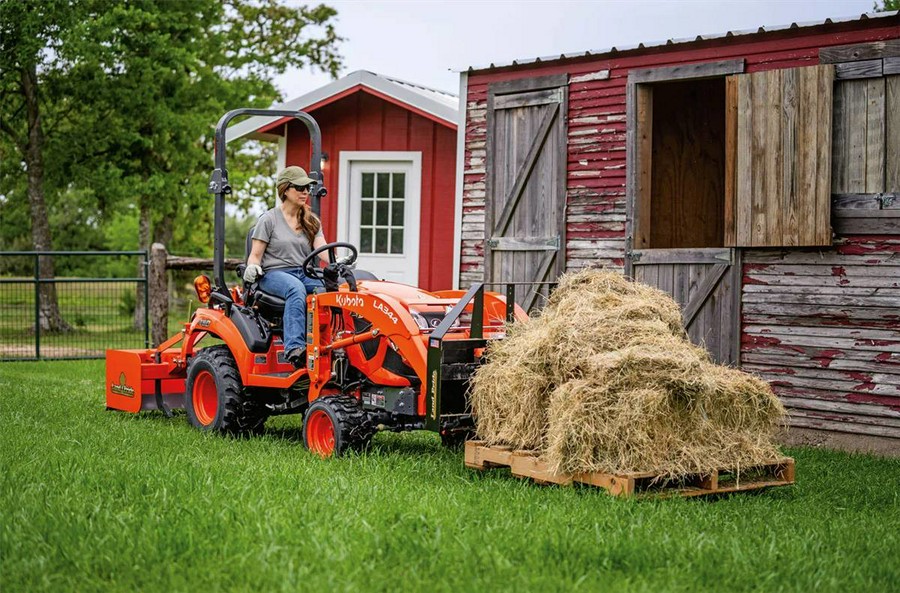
[286,348,307,369]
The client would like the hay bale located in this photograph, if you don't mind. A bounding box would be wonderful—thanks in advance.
[470,269,785,478]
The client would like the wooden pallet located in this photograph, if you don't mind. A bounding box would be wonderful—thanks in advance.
[464,441,795,498]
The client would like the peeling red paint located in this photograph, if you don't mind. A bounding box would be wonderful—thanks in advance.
[743,335,782,347]
[742,275,769,285]
[812,349,844,368]
[831,266,846,276]
[875,352,900,364]
[845,371,873,383]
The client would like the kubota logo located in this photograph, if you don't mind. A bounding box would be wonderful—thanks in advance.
[336,294,364,308]
[111,372,135,397]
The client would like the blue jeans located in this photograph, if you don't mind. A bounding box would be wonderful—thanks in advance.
[257,268,324,353]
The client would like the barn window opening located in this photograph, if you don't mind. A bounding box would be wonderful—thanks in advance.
[637,78,727,249]
[631,63,835,251]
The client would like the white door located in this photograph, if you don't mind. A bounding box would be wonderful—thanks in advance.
[339,153,421,285]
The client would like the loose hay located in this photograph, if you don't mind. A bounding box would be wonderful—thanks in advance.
[470,269,784,479]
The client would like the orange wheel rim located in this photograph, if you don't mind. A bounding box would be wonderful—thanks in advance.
[307,409,336,457]
[192,370,218,426]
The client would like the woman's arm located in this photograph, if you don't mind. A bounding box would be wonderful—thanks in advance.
[248,239,267,267]
[313,234,329,264]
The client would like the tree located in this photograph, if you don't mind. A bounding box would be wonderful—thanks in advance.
[874,0,899,10]
[0,0,342,332]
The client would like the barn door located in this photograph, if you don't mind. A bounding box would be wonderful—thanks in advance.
[631,249,742,365]
[485,74,568,313]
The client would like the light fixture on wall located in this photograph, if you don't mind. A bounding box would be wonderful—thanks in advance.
[320,151,329,171]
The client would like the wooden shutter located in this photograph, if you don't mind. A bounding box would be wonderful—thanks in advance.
[832,75,900,194]
[485,75,567,312]
[726,64,834,247]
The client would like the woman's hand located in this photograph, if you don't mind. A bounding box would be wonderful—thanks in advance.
[243,264,264,283]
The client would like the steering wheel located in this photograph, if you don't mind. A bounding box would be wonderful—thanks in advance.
[302,241,358,280]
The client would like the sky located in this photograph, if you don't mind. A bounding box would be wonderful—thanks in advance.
[276,0,882,99]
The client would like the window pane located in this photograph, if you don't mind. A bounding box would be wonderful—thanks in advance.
[376,173,390,198]
[375,228,388,253]
[361,173,375,198]
[361,200,373,225]
[360,228,373,253]
[390,229,403,254]
[376,201,389,225]
[391,200,404,226]
[391,173,405,199]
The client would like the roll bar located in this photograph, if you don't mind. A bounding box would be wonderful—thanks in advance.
[208,109,326,299]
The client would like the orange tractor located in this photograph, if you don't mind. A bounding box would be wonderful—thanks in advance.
[106,109,526,456]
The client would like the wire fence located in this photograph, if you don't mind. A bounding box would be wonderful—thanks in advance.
[0,251,149,361]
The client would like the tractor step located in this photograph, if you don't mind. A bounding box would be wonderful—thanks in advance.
[464,441,795,498]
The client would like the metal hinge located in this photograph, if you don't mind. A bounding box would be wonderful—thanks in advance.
[876,193,896,208]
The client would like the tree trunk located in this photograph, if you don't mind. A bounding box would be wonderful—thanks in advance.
[149,243,169,347]
[22,64,70,333]
[133,198,151,330]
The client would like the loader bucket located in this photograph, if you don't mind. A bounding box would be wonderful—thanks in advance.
[105,348,186,413]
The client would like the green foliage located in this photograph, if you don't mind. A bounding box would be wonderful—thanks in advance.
[874,0,899,10]
[0,0,341,270]
[118,288,136,318]
[2,360,900,592]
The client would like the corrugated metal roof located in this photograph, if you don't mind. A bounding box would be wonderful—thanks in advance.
[462,11,899,72]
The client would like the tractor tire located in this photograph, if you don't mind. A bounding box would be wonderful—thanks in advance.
[185,345,267,434]
[303,395,372,457]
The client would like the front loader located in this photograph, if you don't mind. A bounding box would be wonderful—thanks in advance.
[105,108,527,455]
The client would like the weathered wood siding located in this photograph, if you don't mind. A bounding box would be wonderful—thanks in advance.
[461,21,900,288]
[742,237,900,438]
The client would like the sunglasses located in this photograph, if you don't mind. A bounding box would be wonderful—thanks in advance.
[289,183,311,193]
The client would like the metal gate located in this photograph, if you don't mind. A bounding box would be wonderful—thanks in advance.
[0,250,149,361]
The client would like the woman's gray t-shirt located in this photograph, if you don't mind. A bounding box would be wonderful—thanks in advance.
[251,208,324,270]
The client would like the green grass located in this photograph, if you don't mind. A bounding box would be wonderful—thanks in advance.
[2,360,899,592]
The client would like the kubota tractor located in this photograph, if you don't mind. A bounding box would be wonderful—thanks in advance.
[105,109,527,456]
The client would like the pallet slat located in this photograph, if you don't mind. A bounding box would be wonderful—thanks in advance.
[465,441,795,498]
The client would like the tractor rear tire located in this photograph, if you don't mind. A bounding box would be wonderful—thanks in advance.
[185,345,267,434]
[303,395,371,457]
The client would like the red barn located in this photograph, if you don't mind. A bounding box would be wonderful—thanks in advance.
[229,70,460,291]
[456,12,900,452]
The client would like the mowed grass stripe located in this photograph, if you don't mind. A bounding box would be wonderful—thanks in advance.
[1,360,899,592]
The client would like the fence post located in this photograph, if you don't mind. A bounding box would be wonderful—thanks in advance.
[144,249,150,348]
[149,243,168,347]
[33,254,40,359]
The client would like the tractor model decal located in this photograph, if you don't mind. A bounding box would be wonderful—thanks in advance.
[110,372,135,398]
[373,301,399,325]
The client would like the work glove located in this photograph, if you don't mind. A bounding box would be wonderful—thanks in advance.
[243,264,264,283]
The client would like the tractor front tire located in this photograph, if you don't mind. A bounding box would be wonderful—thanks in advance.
[303,395,371,457]
[185,345,266,434]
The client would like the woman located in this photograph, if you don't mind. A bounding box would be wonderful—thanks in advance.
[243,165,329,368]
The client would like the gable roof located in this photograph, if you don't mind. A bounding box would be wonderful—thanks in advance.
[227,70,459,142]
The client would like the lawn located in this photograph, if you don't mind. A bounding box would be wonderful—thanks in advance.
[2,360,899,592]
